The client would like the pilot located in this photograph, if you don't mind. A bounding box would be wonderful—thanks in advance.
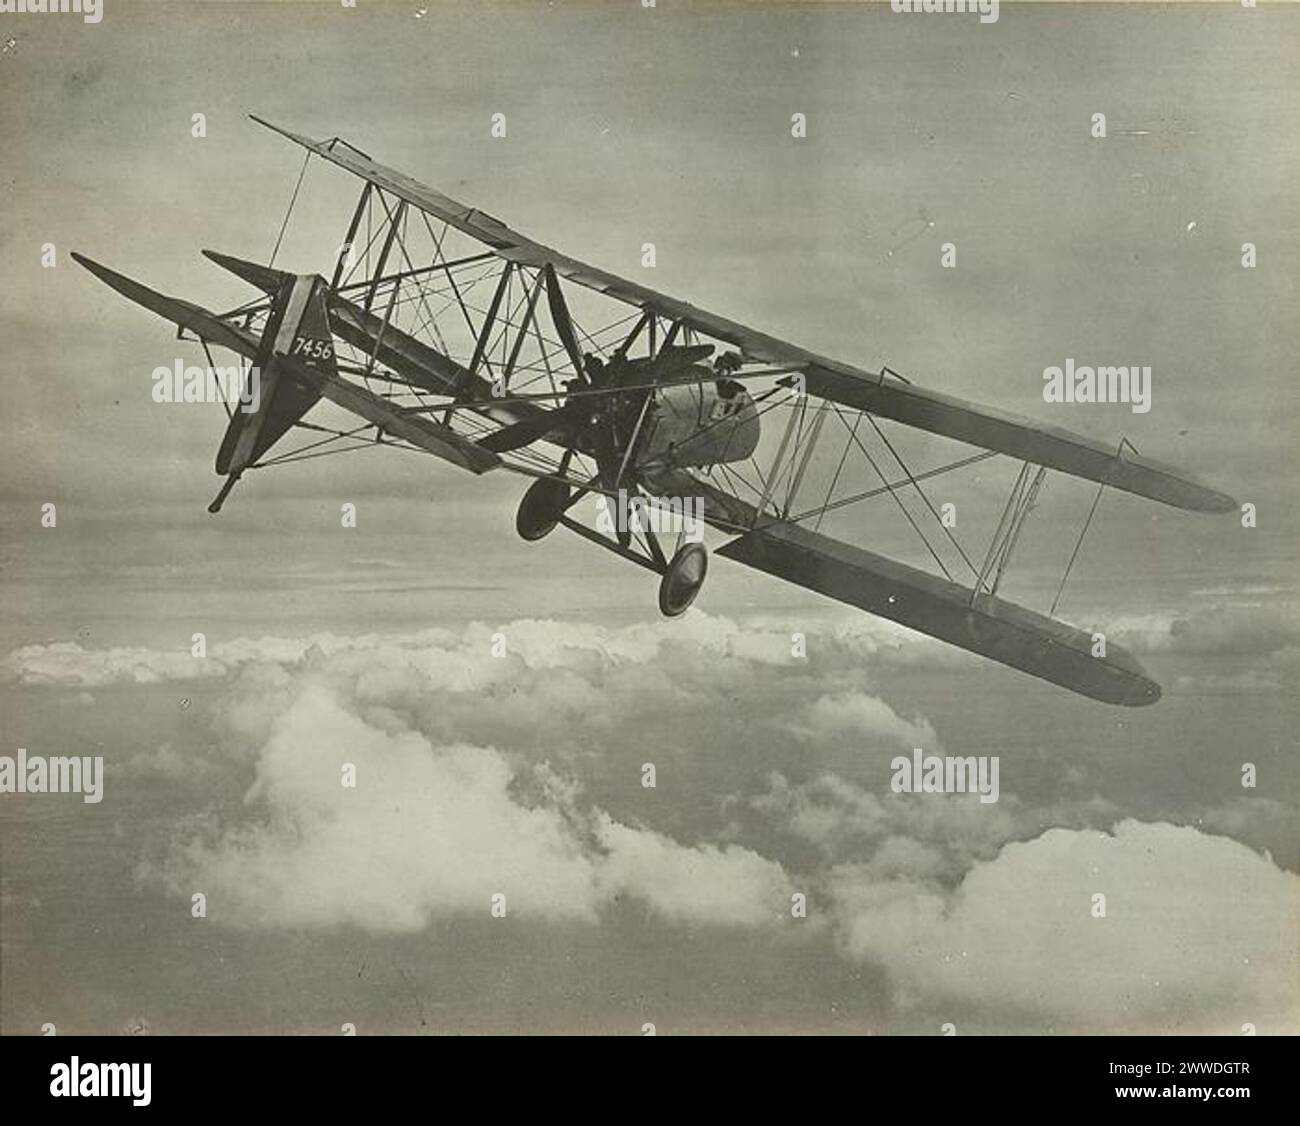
[714,350,743,375]
[583,352,606,385]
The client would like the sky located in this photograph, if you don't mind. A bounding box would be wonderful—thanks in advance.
[0,1,1297,1035]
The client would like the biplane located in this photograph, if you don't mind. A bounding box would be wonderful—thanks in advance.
[74,117,1236,706]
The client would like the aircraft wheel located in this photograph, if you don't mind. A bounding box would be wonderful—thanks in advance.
[516,478,570,541]
[658,542,708,617]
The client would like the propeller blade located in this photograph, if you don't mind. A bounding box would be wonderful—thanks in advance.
[543,264,589,385]
[614,343,715,388]
[652,343,716,370]
[477,406,578,454]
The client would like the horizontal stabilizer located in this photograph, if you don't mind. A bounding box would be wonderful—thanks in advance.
[202,248,290,294]
[72,252,259,360]
[716,522,1161,706]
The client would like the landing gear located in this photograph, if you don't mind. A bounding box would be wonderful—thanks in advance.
[658,542,708,617]
[516,478,708,615]
[515,477,570,541]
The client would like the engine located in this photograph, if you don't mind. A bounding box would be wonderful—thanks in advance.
[636,376,761,472]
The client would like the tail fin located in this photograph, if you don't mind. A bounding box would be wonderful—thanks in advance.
[212,274,335,506]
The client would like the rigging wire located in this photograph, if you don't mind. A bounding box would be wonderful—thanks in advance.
[1049,480,1105,617]
[831,405,953,581]
[791,449,997,525]
[269,151,311,269]
[863,413,981,582]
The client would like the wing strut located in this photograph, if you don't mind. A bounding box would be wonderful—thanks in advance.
[973,462,1047,603]
[1046,437,1140,615]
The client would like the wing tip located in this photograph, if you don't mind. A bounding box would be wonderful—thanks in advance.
[1206,490,1240,515]
[202,248,287,293]
[1127,678,1163,706]
[1177,483,1238,515]
[70,250,125,289]
[1159,464,1238,514]
[248,113,311,146]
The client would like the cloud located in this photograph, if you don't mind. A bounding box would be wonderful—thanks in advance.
[829,820,1300,1032]
[1107,605,1300,686]
[595,816,791,927]
[154,665,794,933]
[15,599,1295,706]
[1109,602,1300,691]
[1116,604,1300,659]
[15,613,1296,1032]
[788,691,935,749]
[0,631,459,689]
[162,681,602,931]
[0,609,938,690]
[121,743,218,782]
[1,640,227,688]
[734,772,1020,879]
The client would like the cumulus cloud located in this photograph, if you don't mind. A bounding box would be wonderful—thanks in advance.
[14,611,1296,1032]
[1109,601,1300,692]
[0,608,946,689]
[829,820,1300,1032]
[125,615,934,933]
[150,651,797,932]
[162,682,603,931]
[121,743,219,782]
[1,640,229,687]
[788,693,934,750]
[595,816,791,927]
[733,772,1020,879]
[1115,603,1300,658]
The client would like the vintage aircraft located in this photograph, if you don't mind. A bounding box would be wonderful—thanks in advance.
[74,117,1236,706]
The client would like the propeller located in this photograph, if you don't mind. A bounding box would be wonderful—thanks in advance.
[476,400,582,454]
[544,264,589,387]
[477,264,596,455]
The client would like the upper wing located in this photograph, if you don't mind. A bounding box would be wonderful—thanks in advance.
[252,116,1235,513]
